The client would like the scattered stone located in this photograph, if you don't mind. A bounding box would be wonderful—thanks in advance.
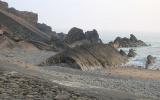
[0,71,96,100]
[130,34,138,41]
[55,92,70,100]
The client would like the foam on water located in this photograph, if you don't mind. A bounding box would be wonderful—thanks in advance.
[120,42,160,69]
[102,32,160,69]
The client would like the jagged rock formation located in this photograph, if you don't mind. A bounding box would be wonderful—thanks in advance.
[109,34,147,48]
[0,72,96,100]
[65,27,85,44]
[85,29,102,43]
[119,49,127,56]
[64,27,102,48]
[145,55,156,69]
[127,49,137,57]
[41,44,128,71]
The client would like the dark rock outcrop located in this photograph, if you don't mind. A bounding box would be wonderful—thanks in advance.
[36,23,56,37]
[119,49,127,56]
[57,32,66,41]
[64,27,85,44]
[0,0,8,10]
[110,34,147,48]
[127,49,136,57]
[145,55,156,69]
[130,34,138,41]
[41,44,128,71]
[85,29,102,43]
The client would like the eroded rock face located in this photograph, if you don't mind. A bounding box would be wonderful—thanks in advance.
[41,44,128,71]
[145,55,156,69]
[65,27,85,44]
[85,29,102,43]
[110,34,147,48]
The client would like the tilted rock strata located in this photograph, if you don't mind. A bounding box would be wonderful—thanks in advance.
[42,44,128,71]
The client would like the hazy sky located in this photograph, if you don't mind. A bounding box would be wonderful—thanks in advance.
[4,0,160,34]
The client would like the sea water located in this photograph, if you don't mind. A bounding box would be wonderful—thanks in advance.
[120,42,160,69]
[101,32,160,69]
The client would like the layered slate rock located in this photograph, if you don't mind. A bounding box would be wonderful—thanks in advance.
[41,44,128,71]
[109,34,147,48]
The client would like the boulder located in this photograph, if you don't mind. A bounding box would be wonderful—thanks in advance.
[119,49,127,56]
[145,55,156,69]
[85,29,102,43]
[65,27,85,44]
[41,44,128,71]
[127,49,136,57]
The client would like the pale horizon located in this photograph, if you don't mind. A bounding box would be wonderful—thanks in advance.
[4,0,160,34]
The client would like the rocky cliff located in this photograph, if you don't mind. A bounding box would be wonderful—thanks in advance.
[0,0,60,50]
[0,1,38,26]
